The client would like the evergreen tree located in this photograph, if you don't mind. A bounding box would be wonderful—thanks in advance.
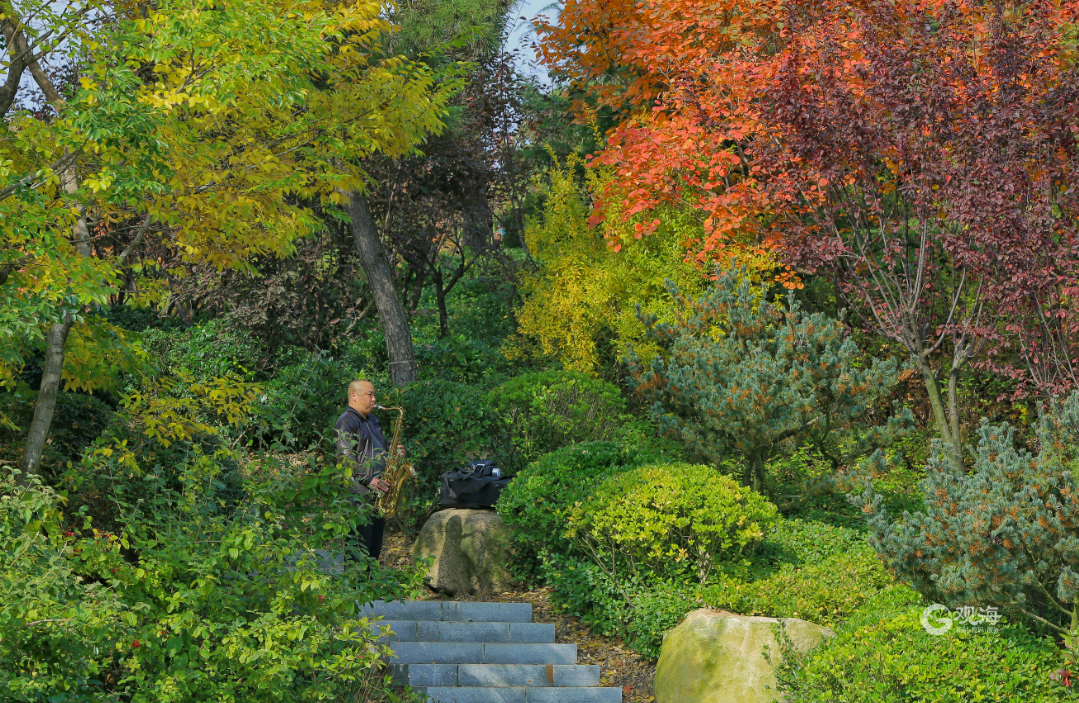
[855,391,1079,644]
[628,267,912,494]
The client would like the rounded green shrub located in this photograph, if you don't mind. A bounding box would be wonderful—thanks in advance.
[487,370,643,472]
[707,546,895,627]
[779,587,1065,702]
[567,463,780,582]
[498,440,681,580]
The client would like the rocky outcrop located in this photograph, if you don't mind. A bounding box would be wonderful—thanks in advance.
[413,509,513,596]
[654,608,834,703]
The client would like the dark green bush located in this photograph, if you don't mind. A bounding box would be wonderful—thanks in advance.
[378,378,495,533]
[567,463,780,583]
[778,586,1065,702]
[497,440,681,578]
[415,334,514,384]
[487,370,645,472]
[146,318,271,381]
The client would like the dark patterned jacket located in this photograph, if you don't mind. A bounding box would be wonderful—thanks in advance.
[334,407,388,496]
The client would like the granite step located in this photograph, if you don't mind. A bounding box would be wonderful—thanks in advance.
[418,686,622,703]
[378,620,555,643]
[360,600,532,623]
[358,600,620,703]
[389,663,601,687]
[389,642,578,665]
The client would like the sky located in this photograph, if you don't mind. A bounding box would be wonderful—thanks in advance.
[505,0,557,86]
[14,0,560,108]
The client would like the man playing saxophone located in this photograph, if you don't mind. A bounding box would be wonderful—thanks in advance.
[335,379,391,560]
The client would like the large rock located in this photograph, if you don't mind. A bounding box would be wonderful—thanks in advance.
[412,509,513,596]
[654,608,834,703]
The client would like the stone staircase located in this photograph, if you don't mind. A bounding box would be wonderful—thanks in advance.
[360,600,623,703]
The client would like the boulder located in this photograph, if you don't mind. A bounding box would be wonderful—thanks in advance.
[654,608,834,703]
[412,509,513,596]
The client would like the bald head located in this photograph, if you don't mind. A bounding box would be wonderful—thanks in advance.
[348,379,376,416]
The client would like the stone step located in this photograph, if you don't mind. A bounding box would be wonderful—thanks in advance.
[361,600,532,623]
[389,642,577,665]
[379,621,555,643]
[418,686,622,703]
[389,663,601,687]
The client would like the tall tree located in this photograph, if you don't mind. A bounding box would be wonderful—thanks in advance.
[2,0,454,480]
[537,0,1079,465]
[342,0,513,378]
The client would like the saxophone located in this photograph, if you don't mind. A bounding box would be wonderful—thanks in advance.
[374,405,416,518]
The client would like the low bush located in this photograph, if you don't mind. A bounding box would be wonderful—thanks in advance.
[707,546,894,627]
[146,318,271,381]
[487,370,645,472]
[778,586,1066,702]
[497,440,682,576]
[2,454,423,702]
[542,516,893,659]
[567,463,780,584]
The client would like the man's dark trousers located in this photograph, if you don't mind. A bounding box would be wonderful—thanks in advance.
[350,513,385,560]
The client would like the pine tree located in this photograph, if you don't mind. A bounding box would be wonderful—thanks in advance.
[855,391,1079,644]
[628,267,912,494]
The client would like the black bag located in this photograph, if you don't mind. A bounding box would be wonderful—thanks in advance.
[438,460,514,509]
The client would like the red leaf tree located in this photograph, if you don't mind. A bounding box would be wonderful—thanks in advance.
[539,0,1079,465]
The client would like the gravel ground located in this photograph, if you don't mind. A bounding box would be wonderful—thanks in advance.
[379,530,657,702]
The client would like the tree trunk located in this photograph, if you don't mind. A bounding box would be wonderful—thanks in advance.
[915,357,964,469]
[16,19,91,484]
[19,318,73,484]
[408,268,426,313]
[346,190,417,386]
[744,453,768,496]
[433,270,450,339]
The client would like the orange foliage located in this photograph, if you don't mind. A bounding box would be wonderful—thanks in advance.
[536,0,1079,295]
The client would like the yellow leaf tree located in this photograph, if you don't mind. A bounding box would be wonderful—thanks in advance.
[1,0,458,480]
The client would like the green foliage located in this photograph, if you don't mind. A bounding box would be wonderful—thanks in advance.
[498,440,682,579]
[854,389,1079,642]
[541,515,894,659]
[778,587,1065,702]
[709,547,894,627]
[0,477,128,700]
[415,334,514,385]
[146,319,271,382]
[628,265,913,493]
[379,378,494,533]
[2,461,422,701]
[567,463,780,583]
[508,155,709,377]
[2,391,424,701]
[487,369,644,472]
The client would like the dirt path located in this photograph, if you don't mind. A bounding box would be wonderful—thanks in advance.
[380,530,656,702]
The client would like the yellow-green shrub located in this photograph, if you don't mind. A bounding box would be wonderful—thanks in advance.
[566,463,779,583]
[506,156,710,375]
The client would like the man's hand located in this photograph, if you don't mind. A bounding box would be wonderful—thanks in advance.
[369,476,390,494]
